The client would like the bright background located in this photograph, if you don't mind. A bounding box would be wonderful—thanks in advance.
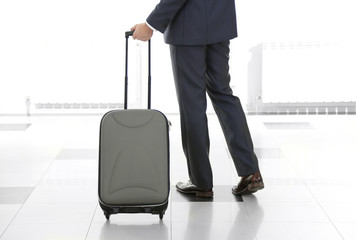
[1,0,356,114]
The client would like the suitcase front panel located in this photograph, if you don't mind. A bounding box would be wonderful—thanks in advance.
[99,109,169,206]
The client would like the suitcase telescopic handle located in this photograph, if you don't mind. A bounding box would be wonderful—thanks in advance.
[125,31,152,110]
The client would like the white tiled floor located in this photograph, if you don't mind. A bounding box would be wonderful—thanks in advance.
[0,114,356,239]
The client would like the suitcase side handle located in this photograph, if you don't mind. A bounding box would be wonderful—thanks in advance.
[125,31,152,110]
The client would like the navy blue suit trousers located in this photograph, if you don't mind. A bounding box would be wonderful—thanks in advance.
[170,42,260,189]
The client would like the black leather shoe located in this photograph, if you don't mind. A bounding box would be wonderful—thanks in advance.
[232,172,264,195]
[176,180,213,197]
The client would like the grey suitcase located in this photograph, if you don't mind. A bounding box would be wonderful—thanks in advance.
[98,31,170,220]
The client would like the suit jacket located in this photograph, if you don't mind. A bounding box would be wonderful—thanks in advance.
[146,0,238,45]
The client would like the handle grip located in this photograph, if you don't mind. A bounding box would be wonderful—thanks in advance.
[125,31,134,38]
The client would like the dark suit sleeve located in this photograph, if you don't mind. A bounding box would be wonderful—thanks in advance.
[146,0,189,33]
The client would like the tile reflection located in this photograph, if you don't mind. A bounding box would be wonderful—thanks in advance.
[99,221,169,240]
[182,203,213,240]
[0,123,31,131]
[174,202,257,240]
[171,186,243,202]
[242,195,264,234]
[55,148,98,160]
[226,204,259,240]
[0,187,34,204]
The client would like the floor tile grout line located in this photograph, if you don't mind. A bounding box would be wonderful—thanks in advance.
[241,198,258,240]
[170,196,173,240]
[264,123,344,238]
[0,205,22,239]
[85,203,99,240]
[0,131,62,239]
[32,149,61,188]
[0,192,33,240]
[284,155,346,239]
[301,180,346,239]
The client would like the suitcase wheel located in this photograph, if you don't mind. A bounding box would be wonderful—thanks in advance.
[159,211,164,220]
[104,211,110,220]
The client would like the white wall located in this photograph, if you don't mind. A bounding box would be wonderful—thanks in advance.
[0,0,176,113]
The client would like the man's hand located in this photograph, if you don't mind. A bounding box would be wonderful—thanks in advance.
[131,23,153,42]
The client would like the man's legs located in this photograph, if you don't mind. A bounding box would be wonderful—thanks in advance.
[170,44,213,189]
[205,41,260,176]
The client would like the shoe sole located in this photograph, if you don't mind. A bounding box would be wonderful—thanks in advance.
[177,188,214,198]
[232,182,264,195]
